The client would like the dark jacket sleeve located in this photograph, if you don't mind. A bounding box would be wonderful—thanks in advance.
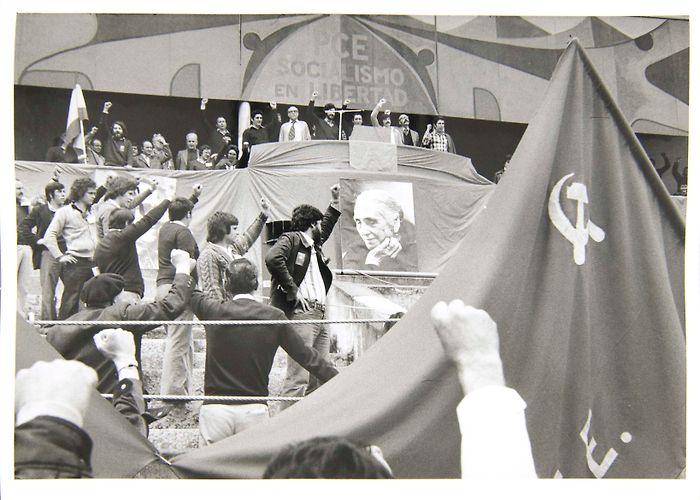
[265,233,299,301]
[18,206,40,246]
[15,416,93,478]
[121,199,170,241]
[112,378,148,437]
[320,204,341,245]
[121,273,195,333]
[305,99,321,128]
[279,323,339,383]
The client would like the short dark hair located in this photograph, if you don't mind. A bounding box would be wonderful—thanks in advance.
[68,177,96,203]
[324,103,336,111]
[251,109,263,119]
[168,197,194,221]
[199,144,211,154]
[108,208,135,229]
[291,204,323,231]
[206,211,238,243]
[105,175,138,200]
[225,258,258,295]
[263,436,393,479]
[433,115,446,125]
[44,181,64,201]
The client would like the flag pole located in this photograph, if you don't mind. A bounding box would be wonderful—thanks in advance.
[80,116,87,165]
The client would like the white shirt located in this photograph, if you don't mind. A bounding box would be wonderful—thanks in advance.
[457,386,537,479]
[297,232,326,305]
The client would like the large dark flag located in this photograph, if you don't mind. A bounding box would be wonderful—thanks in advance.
[171,39,685,478]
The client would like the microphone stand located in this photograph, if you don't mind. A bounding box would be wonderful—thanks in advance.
[336,108,362,140]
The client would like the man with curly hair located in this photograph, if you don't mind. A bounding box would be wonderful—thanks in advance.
[265,184,340,410]
[196,199,271,300]
[43,177,98,319]
[95,175,157,240]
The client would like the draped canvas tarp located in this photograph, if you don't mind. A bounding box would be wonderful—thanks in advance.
[14,315,162,478]
[15,143,494,277]
[169,39,685,478]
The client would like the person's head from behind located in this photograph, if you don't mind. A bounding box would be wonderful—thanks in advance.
[68,177,97,206]
[251,109,264,127]
[263,436,393,479]
[291,204,324,244]
[106,175,139,208]
[353,190,403,250]
[353,114,363,126]
[108,208,135,230]
[224,258,259,296]
[186,132,198,151]
[206,211,239,244]
[45,180,66,207]
[168,197,194,224]
[80,273,138,308]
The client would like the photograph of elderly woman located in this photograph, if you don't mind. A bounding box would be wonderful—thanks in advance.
[339,179,418,272]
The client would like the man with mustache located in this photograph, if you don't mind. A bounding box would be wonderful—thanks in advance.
[265,184,340,410]
[305,91,348,140]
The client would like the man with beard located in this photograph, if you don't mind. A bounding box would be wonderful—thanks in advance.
[265,184,340,410]
[305,91,347,140]
[98,101,134,166]
[18,172,67,320]
[43,177,98,319]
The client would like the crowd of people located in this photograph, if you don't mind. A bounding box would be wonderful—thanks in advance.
[44,93,460,170]
[15,168,344,443]
[15,301,536,479]
[15,165,537,479]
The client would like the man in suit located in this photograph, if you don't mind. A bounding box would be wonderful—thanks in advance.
[191,258,338,444]
[265,184,340,410]
[278,106,311,142]
[175,132,201,170]
[132,140,156,168]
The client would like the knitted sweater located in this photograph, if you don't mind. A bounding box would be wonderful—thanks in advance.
[196,212,268,300]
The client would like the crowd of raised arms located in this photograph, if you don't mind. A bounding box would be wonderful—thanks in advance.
[44,91,460,170]
[14,163,537,479]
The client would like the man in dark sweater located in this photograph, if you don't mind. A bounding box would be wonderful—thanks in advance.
[18,176,66,320]
[191,258,338,445]
[156,189,202,401]
[93,197,172,301]
[97,101,134,167]
[241,102,282,147]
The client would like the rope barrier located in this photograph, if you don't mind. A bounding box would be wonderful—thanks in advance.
[34,317,401,327]
[332,268,438,279]
[102,394,303,402]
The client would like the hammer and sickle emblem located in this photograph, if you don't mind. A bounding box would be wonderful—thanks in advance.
[548,173,605,265]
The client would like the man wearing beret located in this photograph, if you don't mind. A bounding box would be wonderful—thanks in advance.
[46,249,196,394]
